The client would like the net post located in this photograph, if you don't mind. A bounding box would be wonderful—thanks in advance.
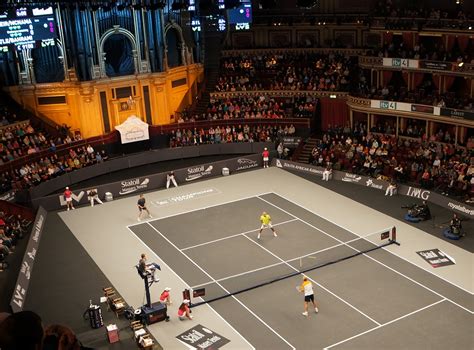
[390,226,400,245]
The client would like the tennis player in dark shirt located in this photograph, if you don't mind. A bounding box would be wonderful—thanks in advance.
[137,194,152,221]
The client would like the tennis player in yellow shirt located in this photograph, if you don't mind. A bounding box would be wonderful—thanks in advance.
[258,211,277,240]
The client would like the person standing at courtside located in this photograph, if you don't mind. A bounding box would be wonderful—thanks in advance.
[299,276,319,317]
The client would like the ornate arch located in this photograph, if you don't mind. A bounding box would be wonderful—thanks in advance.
[164,21,187,66]
[98,25,137,77]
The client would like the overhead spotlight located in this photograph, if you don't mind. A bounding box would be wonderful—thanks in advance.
[458,62,464,67]
[469,26,473,30]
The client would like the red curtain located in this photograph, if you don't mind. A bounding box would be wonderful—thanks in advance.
[383,32,393,46]
[457,36,469,52]
[413,73,424,88]
[444,76,456,92]
[320,98,349,131]
[382,71,393,86]
[402,33,413,49]
[446,36,456,52]
[432,75,441,91]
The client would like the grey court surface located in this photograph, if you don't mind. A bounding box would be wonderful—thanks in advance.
[128,193,473,350]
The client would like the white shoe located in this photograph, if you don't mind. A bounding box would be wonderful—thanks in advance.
[72,207,75,210]
[67,208,70,211]
[302,311,308,317]
[273,232,278,237]
[315,307,319,313]
[257,234,260,240]
[189,315,193,319]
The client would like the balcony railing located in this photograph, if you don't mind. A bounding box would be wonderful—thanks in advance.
[358,56,474,77]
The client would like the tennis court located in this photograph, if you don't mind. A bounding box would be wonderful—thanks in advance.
[128,192,472,349]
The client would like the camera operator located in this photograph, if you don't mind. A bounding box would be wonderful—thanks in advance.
[417,201,431,220]
[450,213,463,236]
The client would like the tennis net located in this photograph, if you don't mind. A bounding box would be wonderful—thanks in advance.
[189,226,399,308]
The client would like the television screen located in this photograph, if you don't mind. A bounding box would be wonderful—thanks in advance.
[0,7,57,50]
[228,3,252,24]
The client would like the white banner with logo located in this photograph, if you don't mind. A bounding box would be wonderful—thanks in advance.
[115,115,150,144]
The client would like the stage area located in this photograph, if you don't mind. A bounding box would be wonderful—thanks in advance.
[53,168,472,349]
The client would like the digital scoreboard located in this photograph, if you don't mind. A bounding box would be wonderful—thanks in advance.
[0,7,57,51]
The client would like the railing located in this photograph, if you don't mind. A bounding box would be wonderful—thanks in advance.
[0,118,310,174]
[210,90,348,99]
[0,119,30,132]
[221,47,368,57]
[370,16,474,32]
[358,56,474,77]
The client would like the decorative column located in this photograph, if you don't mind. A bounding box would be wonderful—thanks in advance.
[56,4,69,81]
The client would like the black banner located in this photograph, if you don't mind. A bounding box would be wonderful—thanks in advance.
[273,159,473,217]
[10,206,47,313]
[439,108,474,121]
[32,154,263,211]
[419,60,452,71]
[176,324,230,350]
[416,249,455,268]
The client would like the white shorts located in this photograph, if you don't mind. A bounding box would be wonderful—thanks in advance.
[261,222,273,229]
[66,197,72,202]
[263,157,269,161]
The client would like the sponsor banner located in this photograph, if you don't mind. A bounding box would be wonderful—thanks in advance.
[10,206,47,313]
[370,100,413,112]
[274,159,325,176]
[183,164,217,182]
[340,172,363,184]
[176,324,230,350]
[115,115,150,144]
[419,60,452,71]
[439,108,474,121]
[119,177,150,195]
[410,104,434,114]
[282,136,302,148]
[416,249,455,268]
[382,58,418,69]
[0,190,16,202]
[400,186,431,201]
[34,154,263,211]
[398,184,473,218]
[153,188,220,207]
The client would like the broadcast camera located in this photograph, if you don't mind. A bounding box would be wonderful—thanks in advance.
[403,202,431,222]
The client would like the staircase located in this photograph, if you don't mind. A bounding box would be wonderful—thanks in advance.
[296,137,319,164]
[192,18,225,116]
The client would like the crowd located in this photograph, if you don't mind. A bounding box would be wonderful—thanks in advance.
[0,146,109,194]
[169,123,295,147]
[368,40,473,63]
[0,211,31,267]
[216,52,357,92]
[309,125,473,199]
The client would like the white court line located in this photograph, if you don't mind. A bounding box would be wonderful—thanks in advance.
[323,298,447,349]
[242,234,382,326]
[258,195,474,314]
[125,226,255,350]
[182,218,298,251]
[144,222,296,350]
[262,192,474,296]
[127,191,274,228]
[190,231,389,290]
